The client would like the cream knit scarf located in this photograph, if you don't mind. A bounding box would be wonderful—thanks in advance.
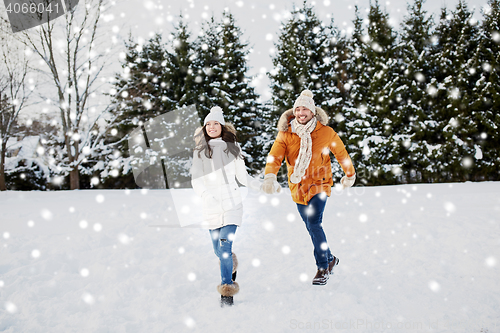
[290,117,316,184]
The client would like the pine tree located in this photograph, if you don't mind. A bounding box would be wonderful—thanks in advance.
[163,18,198,109]
[193,12,264,173]
[397,0,435,183]
[428,1,481,182]
[268,1,341,119]
[343,1,400,185]
[470,0,500,180]
[342,6,373,184]
[104,34,169,188]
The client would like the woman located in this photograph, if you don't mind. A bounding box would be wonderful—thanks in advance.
[190,106,261,307]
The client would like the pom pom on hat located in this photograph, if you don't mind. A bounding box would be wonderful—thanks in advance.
[300,90,314,98]
[293,90,316,115]
[204,106,226,125]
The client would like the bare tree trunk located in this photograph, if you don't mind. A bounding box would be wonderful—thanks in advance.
[0,140,6,191]
[69,167,79,190]
[0,20,32,191]
[68,139,80,190]
[18,0,109,190]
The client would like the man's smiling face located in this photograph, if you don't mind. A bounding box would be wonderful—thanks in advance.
[295,106,314,124]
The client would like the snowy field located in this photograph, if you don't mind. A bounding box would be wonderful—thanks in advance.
[1,182,499,333]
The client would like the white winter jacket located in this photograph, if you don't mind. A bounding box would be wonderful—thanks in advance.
[190,138,261,229]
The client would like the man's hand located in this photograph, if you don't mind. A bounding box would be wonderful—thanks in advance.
[340,174,356,189]
[261,173,282,194]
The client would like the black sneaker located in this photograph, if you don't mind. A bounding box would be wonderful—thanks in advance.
[221,295,234,307]
[312,269,329,285]
[328,256,339,275]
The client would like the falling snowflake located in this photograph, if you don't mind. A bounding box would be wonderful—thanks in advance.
[118,233,131,245]
[262,221,274,232]
[485,256,496,267]
[31,249,41,258]
[492,31,500,43]
[82,292,95,305]
[462,157,473,168]
[444,202,456,214]
[80,268,90,277]
[5,302,17,313]
[259,195,267,204]
[185,317,196,328]
[428,280,441,292]
[414,72,425,82]
[41,209,53,221]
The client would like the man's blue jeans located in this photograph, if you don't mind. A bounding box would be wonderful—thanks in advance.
[209,224,237,285]
[297,194,334,270]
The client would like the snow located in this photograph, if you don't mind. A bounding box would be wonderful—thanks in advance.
[1,182,500,332]
[5,136,41,159]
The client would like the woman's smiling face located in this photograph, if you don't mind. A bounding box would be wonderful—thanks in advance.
[205,121,222,138]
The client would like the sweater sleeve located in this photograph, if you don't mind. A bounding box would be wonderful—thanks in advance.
[329,131,355,177]
[190,151,208,197]
[264,131,287,175]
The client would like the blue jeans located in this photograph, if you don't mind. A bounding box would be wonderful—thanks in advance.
[297,194,334,270]
[209,224,237,285]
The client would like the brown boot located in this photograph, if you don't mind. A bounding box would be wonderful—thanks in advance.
[312,269,329,285]
[217,282,239,307]
[328,256,339,275]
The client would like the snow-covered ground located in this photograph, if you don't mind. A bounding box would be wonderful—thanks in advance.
[1,182,499,332]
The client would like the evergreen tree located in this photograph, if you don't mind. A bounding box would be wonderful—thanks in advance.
[193,12,264,173]
[104,34,169,188]
[343,1,400,185]
[113,33,169,133]
[397,0,435,183]
[470,0,500,180]
[428,1,481,182]
[268,1,341,119]
[342,6,373,184]
[163,18,198,109]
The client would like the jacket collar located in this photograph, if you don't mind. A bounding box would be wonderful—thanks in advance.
[277,107,330,132]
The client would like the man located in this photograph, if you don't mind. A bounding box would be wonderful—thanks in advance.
[262,90,356,285]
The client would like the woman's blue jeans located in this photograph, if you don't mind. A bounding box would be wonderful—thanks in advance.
[209,224,237,285]
[296,194,334,270]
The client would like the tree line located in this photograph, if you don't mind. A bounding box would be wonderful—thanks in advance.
[1,0,499,190]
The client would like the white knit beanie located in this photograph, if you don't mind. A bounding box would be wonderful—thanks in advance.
[293,90,316,115]
[204,106,226,125]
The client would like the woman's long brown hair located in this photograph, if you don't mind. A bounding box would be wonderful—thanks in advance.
[195,124,242,159]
